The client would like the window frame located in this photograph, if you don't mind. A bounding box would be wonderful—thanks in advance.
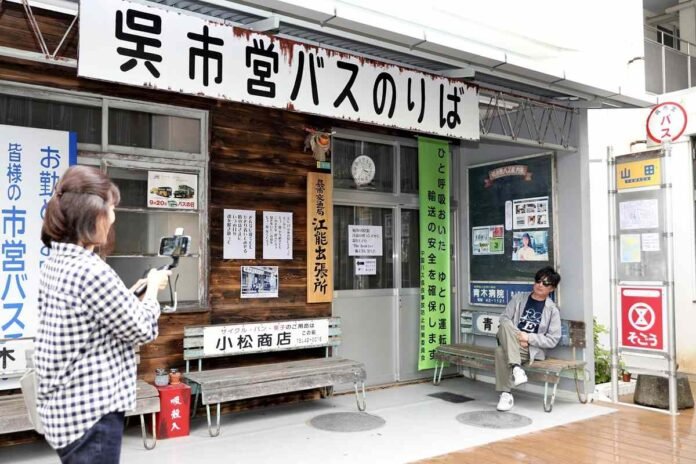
[0,80,210,308]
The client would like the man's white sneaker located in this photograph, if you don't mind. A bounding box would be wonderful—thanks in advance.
[496,392,514,412]
[512,366,528,386]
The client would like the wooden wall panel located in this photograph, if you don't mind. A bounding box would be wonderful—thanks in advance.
[0,4,78,59]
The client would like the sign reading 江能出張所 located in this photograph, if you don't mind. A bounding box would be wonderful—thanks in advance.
[202,319,330,356]
[263,211,293,260]
[78,0,479,141]
[307,173,333,303]
[223,209,256,259]
[147,171,198,210]
[418,137,450,370]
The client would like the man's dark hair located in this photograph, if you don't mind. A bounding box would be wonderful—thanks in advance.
[41,166,120,248]
[535,266,561,287]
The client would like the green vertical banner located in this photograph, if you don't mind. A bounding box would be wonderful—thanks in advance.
[418,137,450,370]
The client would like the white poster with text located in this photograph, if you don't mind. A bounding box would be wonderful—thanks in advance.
[223,209,256,259]
[348,225,383,256]
[263,212,293,260]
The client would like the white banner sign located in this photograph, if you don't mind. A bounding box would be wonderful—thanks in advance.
[202,319,329,356]
[78,0,479,141]
[348,225,383,256]
[0,338,31,378]
[0,125,74,342]
[147,171,198,209]
[223,209,256,259]
[263,211,293,260]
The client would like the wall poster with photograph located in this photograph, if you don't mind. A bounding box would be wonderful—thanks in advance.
[468,154,556,306]
[512,196,549,229]
[512,231,549,261]
[241,266,279,298]
[472,225,504,255]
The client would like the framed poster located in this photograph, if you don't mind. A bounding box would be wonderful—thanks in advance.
[468,154,556,306]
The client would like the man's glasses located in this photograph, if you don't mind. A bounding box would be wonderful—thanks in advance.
[535,279,553,287]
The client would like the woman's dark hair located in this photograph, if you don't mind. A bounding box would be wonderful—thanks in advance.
[535,266,561,287]
[522,233,531,242]
[41,166,120,248]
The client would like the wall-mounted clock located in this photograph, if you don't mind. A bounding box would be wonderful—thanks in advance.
[351,155,376,186]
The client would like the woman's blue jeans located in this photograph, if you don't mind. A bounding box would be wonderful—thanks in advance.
[56,412,125,464]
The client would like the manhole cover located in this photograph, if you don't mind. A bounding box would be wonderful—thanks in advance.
[309,412,386,432]
[456,410,532,429]
[428,392,474,403]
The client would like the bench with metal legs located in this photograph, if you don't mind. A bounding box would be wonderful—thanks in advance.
[433,316,588,412]
[183,317,368,437]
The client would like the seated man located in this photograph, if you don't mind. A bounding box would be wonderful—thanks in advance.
[495,266,561,412]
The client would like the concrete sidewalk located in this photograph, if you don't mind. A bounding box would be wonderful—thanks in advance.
[2,377,615,464]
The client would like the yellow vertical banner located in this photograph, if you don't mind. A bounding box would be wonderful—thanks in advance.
[307,172,333,303]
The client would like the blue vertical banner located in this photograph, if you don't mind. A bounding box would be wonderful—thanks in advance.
[0,125,74,385]
[418,137,450,370]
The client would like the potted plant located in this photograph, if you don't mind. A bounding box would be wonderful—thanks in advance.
[619,358,631,382]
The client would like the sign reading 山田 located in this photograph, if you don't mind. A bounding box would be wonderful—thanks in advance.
[78,0,479,141]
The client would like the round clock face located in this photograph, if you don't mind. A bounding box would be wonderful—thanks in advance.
[351,155,376,186]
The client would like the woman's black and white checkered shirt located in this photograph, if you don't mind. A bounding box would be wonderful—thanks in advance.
[35,242,160,449]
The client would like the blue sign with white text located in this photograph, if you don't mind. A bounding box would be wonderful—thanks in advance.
[469,281,555,306]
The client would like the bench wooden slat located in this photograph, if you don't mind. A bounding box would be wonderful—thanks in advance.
[126,396,160,417]
[434,343,586,379]
[0,395,32,433]
[198,368,364,404]
[185,357,364,388]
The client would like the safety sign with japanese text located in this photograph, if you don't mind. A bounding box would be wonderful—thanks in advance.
[619,286,665,351]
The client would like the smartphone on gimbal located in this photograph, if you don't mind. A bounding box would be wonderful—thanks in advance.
[133,231,191,298]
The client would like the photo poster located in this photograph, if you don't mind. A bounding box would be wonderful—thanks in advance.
[147,171,198,210]
[241,266,279,298]
[468,154,555,300]
[472,225,504,255]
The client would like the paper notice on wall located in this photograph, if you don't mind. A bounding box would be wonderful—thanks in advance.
[263,211,293,260]
[355,258,377,275]
[223,209,256,259]
[619,199,658,230]
[620,234,641,263]
[348,225,383,256]
[641,233,660,252]
[505,201,512,231]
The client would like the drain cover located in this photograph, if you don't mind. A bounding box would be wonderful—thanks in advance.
[309,412,386,432]
[456,410,532,429]
[428,392,474,403]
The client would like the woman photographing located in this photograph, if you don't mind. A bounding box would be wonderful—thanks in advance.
[35,166,170,463]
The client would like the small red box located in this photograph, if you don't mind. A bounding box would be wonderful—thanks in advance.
[155,383,191,438]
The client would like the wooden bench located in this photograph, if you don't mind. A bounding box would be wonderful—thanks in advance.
[433,310,588,412]
[0,339,159,449]
[183,317,367,437]
[125,379,160,450]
